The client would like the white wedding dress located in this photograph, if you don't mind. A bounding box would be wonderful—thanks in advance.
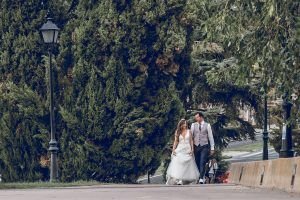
[166,130,200,185]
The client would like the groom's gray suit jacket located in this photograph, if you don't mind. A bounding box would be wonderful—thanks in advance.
[191,122,215,150]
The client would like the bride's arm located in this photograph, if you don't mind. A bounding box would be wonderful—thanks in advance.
[172,131,179,155]
[189,130,194,154]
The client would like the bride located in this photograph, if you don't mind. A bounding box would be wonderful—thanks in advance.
[166,119,200,185]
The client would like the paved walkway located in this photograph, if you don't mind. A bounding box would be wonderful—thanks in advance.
[0,184,299,200]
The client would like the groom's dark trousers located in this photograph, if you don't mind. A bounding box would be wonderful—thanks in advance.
[194,144,209,179]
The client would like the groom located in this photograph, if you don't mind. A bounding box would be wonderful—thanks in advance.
[191,112,215,184]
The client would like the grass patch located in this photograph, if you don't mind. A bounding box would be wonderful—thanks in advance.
[0,181,100,190]
[226,142,263,152]
[155,164,164,175]
[222,155,232,159]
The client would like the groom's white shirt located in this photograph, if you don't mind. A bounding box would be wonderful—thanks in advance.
[191,121,215,150]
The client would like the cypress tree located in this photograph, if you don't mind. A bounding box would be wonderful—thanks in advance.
[0,0,195,183]
[0,0,69,181]
[58,0,193,182]
[0,82,48,181]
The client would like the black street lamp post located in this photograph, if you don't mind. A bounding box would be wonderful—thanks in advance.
[250,72,269,160]
[40,15,60,182]
[280,93,294,158]
[262,86,269,160]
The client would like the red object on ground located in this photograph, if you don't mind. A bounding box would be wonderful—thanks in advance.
[216,171,230,183]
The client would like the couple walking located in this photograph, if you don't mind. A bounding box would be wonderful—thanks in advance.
[166,112,215,185]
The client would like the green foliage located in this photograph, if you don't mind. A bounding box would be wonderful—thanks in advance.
[57,0,194,183]
[187,41,258,148]
[0,0,298,184]
[200,0,299,104]
[196,0,299,154]
[0,0,193,183]
[0,0,73,182]
[182,0,299,158]
[0,82,48,182]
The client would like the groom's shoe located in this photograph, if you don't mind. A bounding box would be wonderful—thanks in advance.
[199,179,204,184]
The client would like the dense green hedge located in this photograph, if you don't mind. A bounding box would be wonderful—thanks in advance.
[0,0,193,182]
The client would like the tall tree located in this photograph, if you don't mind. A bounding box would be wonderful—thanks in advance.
[200,0,299,110]
[0,0,70,181]
[58,0,194,182]
[198,0,300,151]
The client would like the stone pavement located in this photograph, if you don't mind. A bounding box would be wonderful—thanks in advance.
[0,184,299,200]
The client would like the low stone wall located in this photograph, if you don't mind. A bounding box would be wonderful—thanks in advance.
[228,157,300,193]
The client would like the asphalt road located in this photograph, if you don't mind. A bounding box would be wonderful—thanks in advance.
[226,148,279,163]
[225,131,279,162]
[1,184,299,200]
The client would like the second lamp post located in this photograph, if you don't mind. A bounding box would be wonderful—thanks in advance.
[262,86,269,160]
[40,15,60,182]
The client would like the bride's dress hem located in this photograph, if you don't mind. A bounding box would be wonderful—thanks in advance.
[165,176,199,185]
